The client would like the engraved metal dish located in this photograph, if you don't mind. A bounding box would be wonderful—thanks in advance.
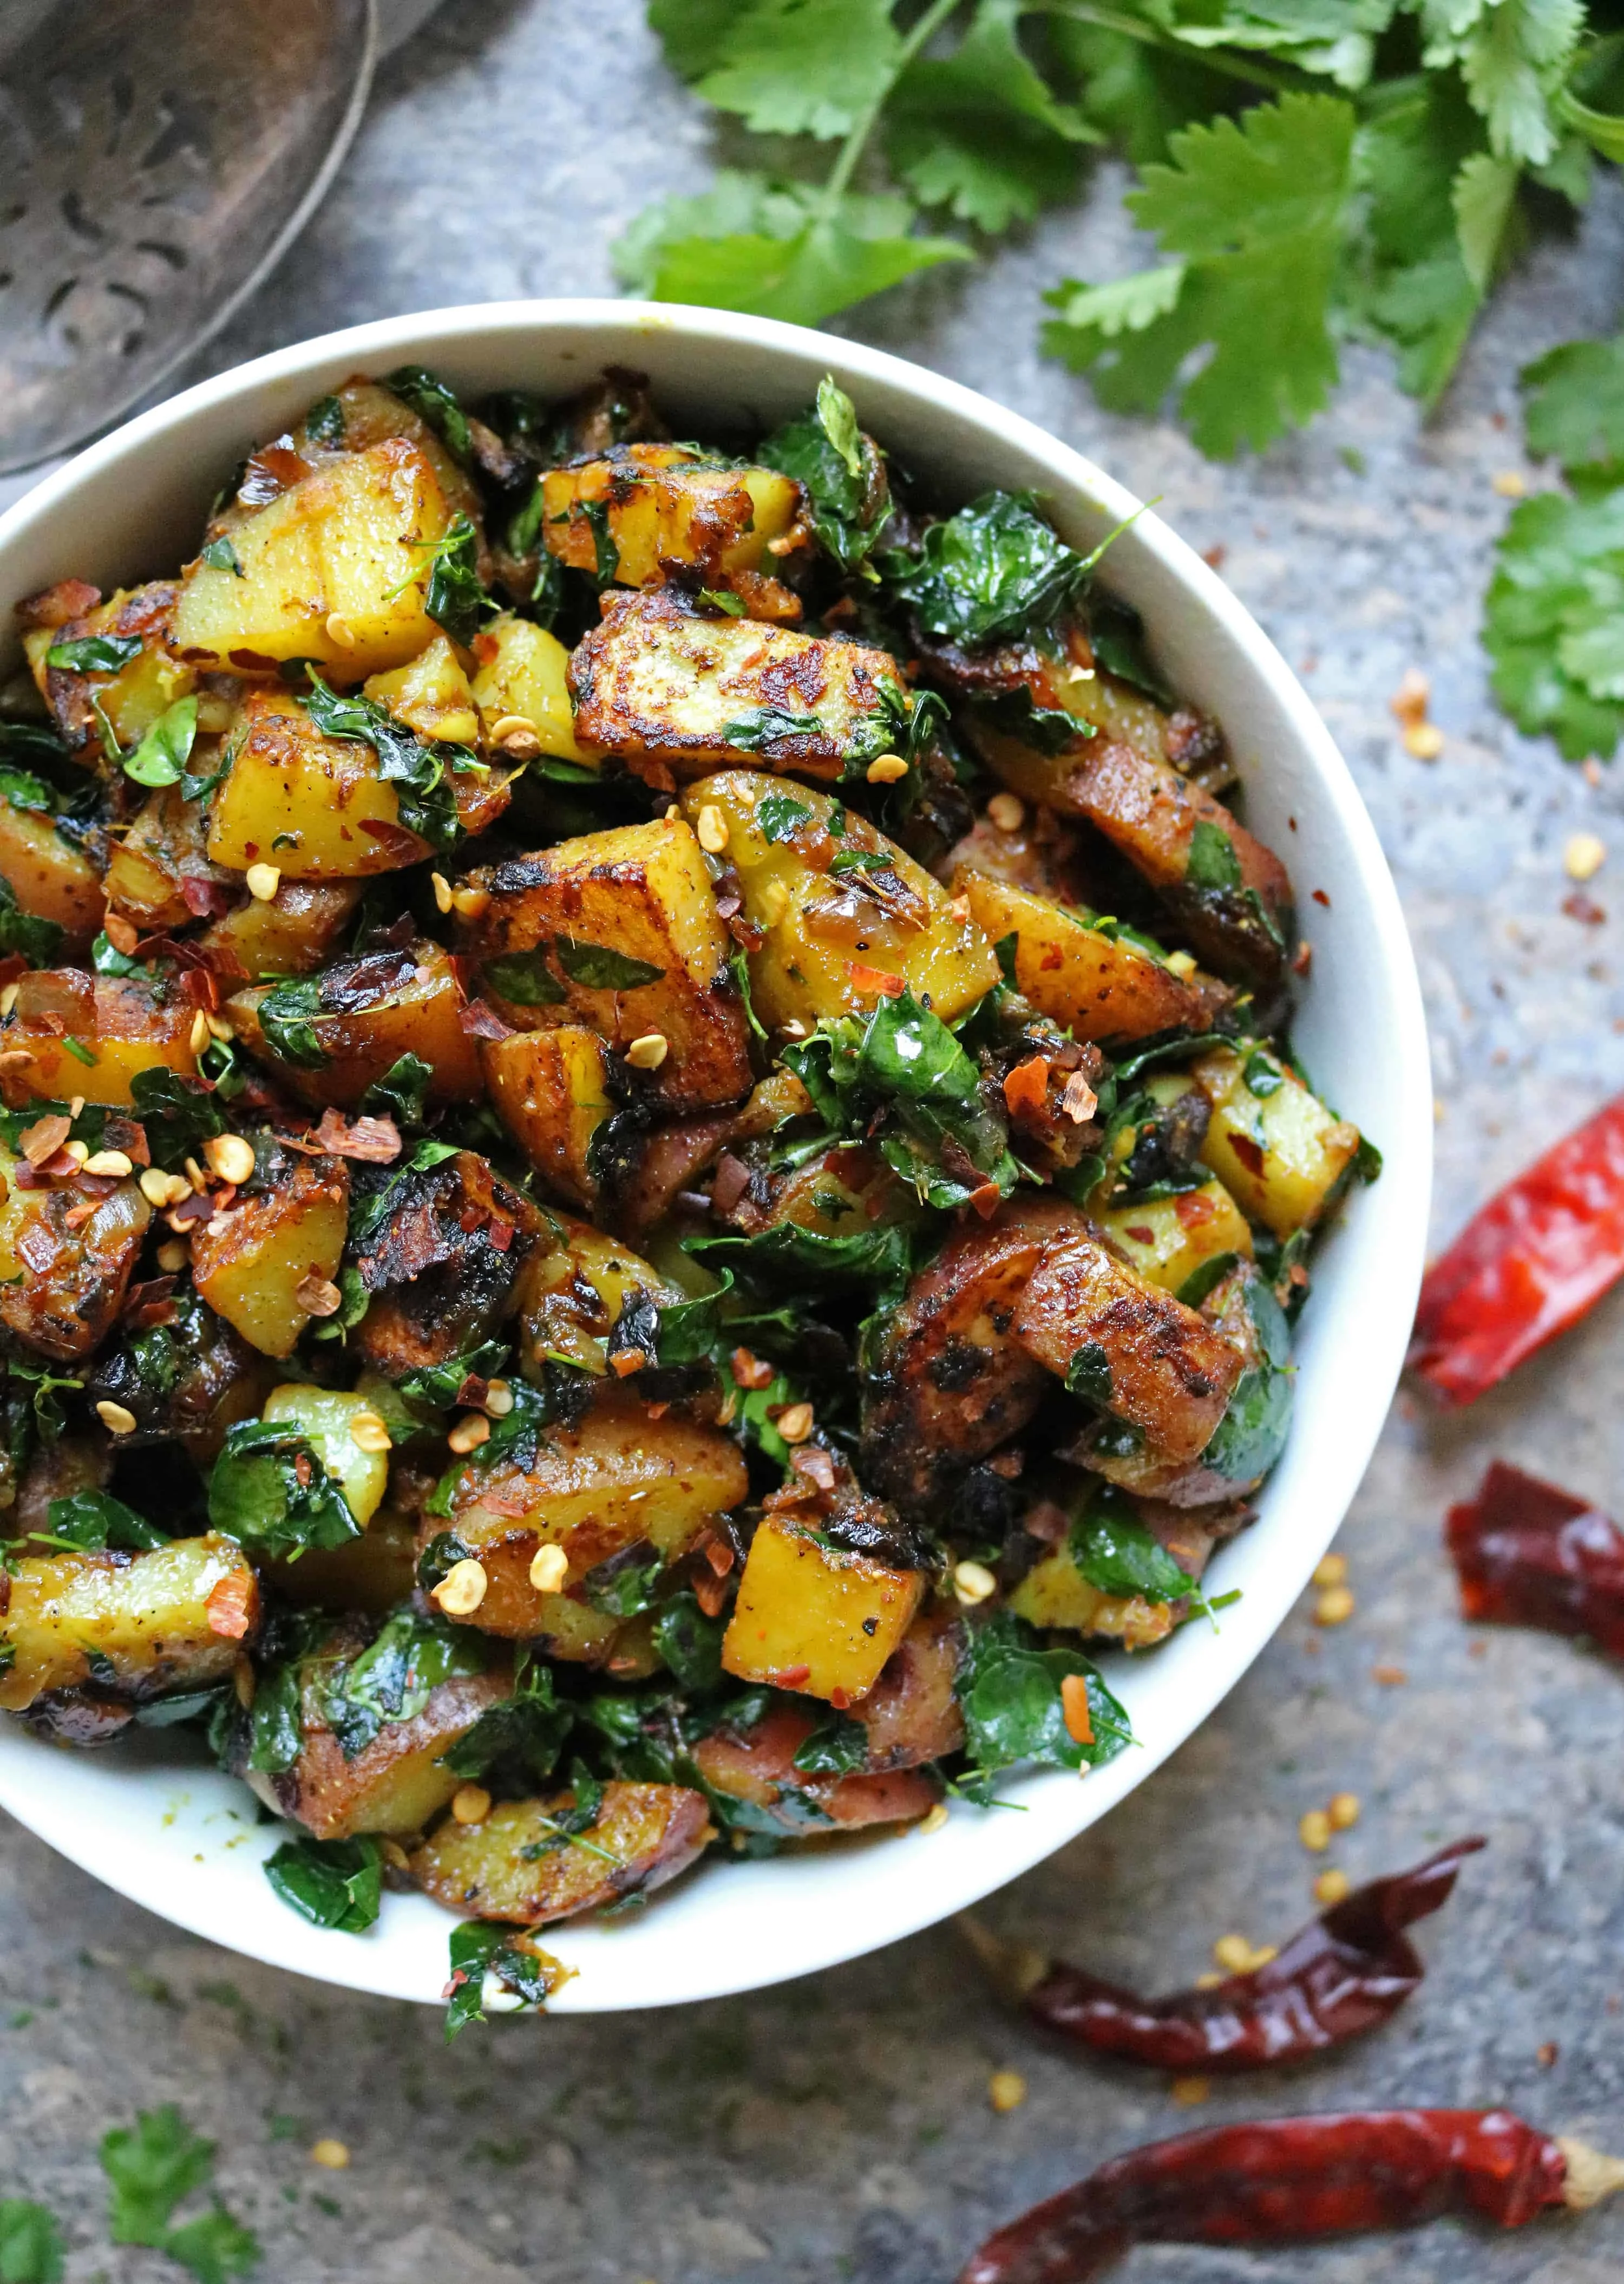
[0,0,377,474]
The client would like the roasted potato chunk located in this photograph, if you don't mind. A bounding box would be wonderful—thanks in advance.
[541,443,800,589]
[199,879,363,979]
[513,1215,675,1379]
[691,1700,942,1832]
[171,438,458,676]
[0,1145,150,1362]
[480,1026,614,1211]
[1191,1045,1361,1238]
[0,801,102,958]
[957,870,1208,1044]
[261,1385,391,1524]
[410,1780,712,1923]
[853,1608,965,1770]
[104,780,233,934]
[463,817,750,1111]
[1013,1230,1243,1465]
[0,969,198,1107]
[570,588,909,781]
[470,614,592,765]
[722,1513,925,1704]
[261,1509,418,1615]
[206,689,500,879]
[682,769,999,1033]
[363,631,481,747]
[228,940,483,1109]
[83,1284,270,1457]
[21,580,194,765]
[1091,1178,1253,1295]
[350,1150,541,1378]
[0,1533,257,1715]
[190,1152,349,1360]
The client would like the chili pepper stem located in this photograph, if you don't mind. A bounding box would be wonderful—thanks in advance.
[960,1916,1052,2005]
[1557,2138,1624,2209]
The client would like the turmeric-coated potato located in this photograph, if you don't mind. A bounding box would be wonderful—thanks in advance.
[410,1780,712,1923]
[0,1534,257,1714]
[541,442,800,589]
[0,970,198,1107]
[191,1153,350,1360]
[1191,1045,1361,1238]
[722,1515,925,1705]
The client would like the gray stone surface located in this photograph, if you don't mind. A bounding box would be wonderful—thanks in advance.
[3,4,1624,2277]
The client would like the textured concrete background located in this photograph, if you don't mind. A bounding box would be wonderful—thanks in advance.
[3,4,1624,2278]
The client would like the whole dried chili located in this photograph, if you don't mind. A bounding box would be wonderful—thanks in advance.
[960,2110,1624,2284]
[1409,1095,1624,1405]
[968,1837,1483,2073]
[1447,1461,1624,1658]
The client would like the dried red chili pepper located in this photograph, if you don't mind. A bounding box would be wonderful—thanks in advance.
[969,1836,1483,2073]
[1447,1461,1624,1657]
[960,2110,1624,2284]
[1409,1095,1624,1405]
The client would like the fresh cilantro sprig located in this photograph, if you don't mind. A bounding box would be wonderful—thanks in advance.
[101,2106,260,2282]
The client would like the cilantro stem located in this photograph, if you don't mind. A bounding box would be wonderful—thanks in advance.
[822,0,963,207]
[1033,1,1309,97]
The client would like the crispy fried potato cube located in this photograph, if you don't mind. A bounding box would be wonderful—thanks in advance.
[957,869,1207,1044]
[410,1780,712,1923]
[199,879,363,979]
[723,1515,925,1704]
[0,1143,150,1362]
[1009,1539,1176,1649]
[1190,1046,1361,1238]
[171,438,456,676]
[207,689,440,878]
[22,582,193,764]
[439,1396,747,1644]
[514,1217,678,1378]
[363,631,481,747]
[260,1664,509,1842]
[191,1154,349,1359]
[106,781,233,934]
[227,940,482,1109]
[0,970,199,1107]
[1013,1232,1243,1465]
[261,1385,391,1524]
[349,1150,541,1379]
[682,771,999,1034]
[465,816,749,1110]
[0,802,102,957]
[853,1609,965,1769]
[0,1533,257,1712]
[569,589,907,780]
[1092,1178,1253,1294]
[470,614,592,765]
[690,1700,941,1831]
[541,443,800,589]
[480,1026,613,1211]
[291,375,484,525]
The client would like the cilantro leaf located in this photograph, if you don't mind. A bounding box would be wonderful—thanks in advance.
[760,377,892,570]
[887,0,1099,232]
[1163,0,1396,90]
[264,1835,383,1933]
[101,2106,218,2247]
[955,1611,1132,1790]
[0,2201,63,2284]
[649,0,738,79]
[695,0,902,139]
[1484,485,1624,759]
[1521,332,1624,479]
[1043,93,1357,458]
[1416,0,1583,167]
[200,536,244,577]
[1350,74,1487,406]
[162,2205,261,2284]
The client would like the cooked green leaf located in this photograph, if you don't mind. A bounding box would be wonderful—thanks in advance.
[385,363,474,466]
[0,876,62,968]
[300,672,466,852]
[256,976,329,1069]
[883,488,1090,647]
[264,1835,382,1933]
[40,1490,165,1552]
[1071,1486,1195,1601]
[955,1611,1132,1788]
[207,1421,361,1563]
[444,1921,564,2040]
[320,1610,488,1761]
[361,1050,433,1127]
[45,633,141,675]
[760,377,892,569]
[554,936,664,990]
[200,536,244,577]
[422,513,489,647]
[480,947,568,1005]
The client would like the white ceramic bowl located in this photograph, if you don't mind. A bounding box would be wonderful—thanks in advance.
[0,302,1431,2011]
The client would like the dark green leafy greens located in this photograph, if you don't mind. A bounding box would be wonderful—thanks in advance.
[207,1421,361,1562]
[263,1835,383,1932]
[44,633,141,674]
[300,672,469,852]
[0,876,63,968]
[444,1921,565,2040]
[1070,1486,1194,1602]
[385,363,474,466]
[37,1490,166,1552]
[319,1611,488,1760]
[256,976,328,1069]
[760,375,891,570]
[422,513,489,647]
[883,488,1091,645]
[955,1611,1132,1797]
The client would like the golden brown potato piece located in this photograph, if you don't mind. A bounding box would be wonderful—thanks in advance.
[956,870,1208,1044]
[252,1659,510,1841]
[171,437,459,677]
[463,816,750,1111]
[470,614,593,765]
[0,1144,150,1362]
[853,1609,965,1770]
[199,879,364,980]
[363,631,481,747]
[411,1780,713,1923]
[191,1152,349,1360]
[0,802,102,958]
[435,1395,748,1645]
[261,1510,418,1615]
[479,1026,614,1212]
[1009,1531,1178,1649]
[83,1285,272,1459]
[690,1701,941,1831]
[228,940,483,1110]
[681,770,1000,1034]
[1190,1046,1360,1238]
[0,1533,257,1715]
[0,969,199,1107]
[287,374,485,526]
[542,443,800,589]
[512,1215,676,1379]
[19,580,194,765]
[569,588,908,781]
[349,1148,542,1378]
[1012,1230,1243,1464]
[722,1514,925,1705]
[206,689,505,879]
[1091,1178,1253,1294]
[104,780,234,934]
[861,1197,1089,1508]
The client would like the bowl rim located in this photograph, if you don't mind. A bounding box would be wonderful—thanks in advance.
[0,298,1433,2012]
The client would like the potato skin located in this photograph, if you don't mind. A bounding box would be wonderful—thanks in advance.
[690,1701,941,1831]
[409,1780,713,1923]
[0,805,103,958]
[0,1533,258,1715]
[191,1153,350,1360]
[479,1026,613,1212]
[350,1149,541,1378]
[229,941,483,1110]
[200,878,363,979]
[0,971,199,1108]
[21,580,193,764]
[0,1147,151,1363]
[252,1664,512,1842]
[957,869,1207,1045]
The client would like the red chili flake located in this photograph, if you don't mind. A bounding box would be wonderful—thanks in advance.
[102,912,140,957]
[967,1180,1003,1219]
[459,997,515,1040]
[1124,1225,1155,1244]
[1563,892,1606,926]
[959,2110,1622,2283]
[102,1114,149,1167]
[609,1347,647,1378]
[61,1199,100,1230]
[293,1453,312,1490]
[695,1572,728,1619]
[790,1444,837,1493]
[18,1114,71,1169]
[312,1107,402,1163]
[847,962,905,997]
[772,1664,811,1689]
[1003,1056,1051,1120]
[979,1837,1483,2076]
[470,631,501,666]
[238,442,309,503]
[1445,1461,1624,1658]
[360,818,425,859]
[1409,1095,1624,1405]
[829,1686,852,1712]
[179,877,234,921]
[1228,1132,1266,1178]
[1311,887,1331,907]
[487,1213,514,1254]
[703,1538,736,1578]
[730,1346,776,1391]
[205,1572,254,1641]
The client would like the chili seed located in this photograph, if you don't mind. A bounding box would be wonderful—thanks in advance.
[187,1009,211,1055]
[155,1241,189,1273]
[62,1140,89,1168]
[451,1784,492,1826]
[296,1274,344,1320]
[775,1401,814,1444]
[489,714,542,760]
[448,1413,491,1455]
[1314,1868,1352,1906]
[484,1380,515,1417]
[451,888,489,919]
[245,862,281,902]
[1300,1808,1333,1852]
[1170,2077,1210,2106]
[83,1150,133,1178]
[1328,1791,1360,1830]
[625,1033,669,1070]
[914,1802,949,1837]
[430,871,454,915]
[528,1543,569,1594]
[349,1412,391,1454]
[1312,1553,1347,1588]
[952,1559,998,1606]
[309,2138,350,2170]
[1403,721,1444,760]
[204,1134,256,1187]
[95,1401,137,1436]
[988,2071,1027,2114]
[432,1558,488,1616]
[1212,1933,1255,1974]
[1315,1584,1356,1626]
[1565,832,1606,882]
[323,612,356,649]
[696,805,729,854]
[0,983,17,1017]
[986,792,1025,832]
[866,754,908,784]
